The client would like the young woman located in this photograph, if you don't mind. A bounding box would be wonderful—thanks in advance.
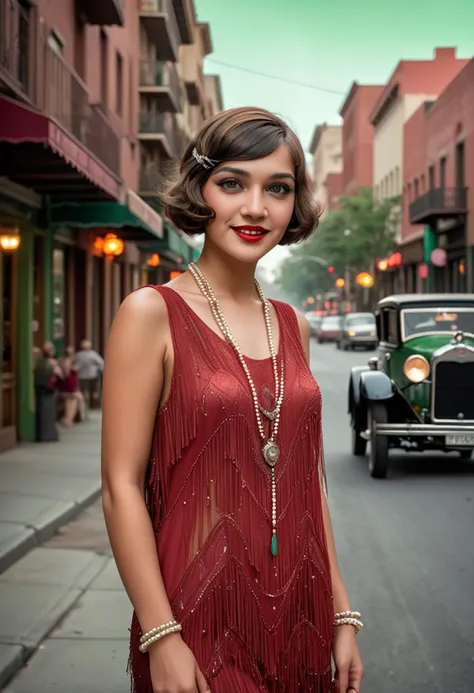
[102,107,364,693]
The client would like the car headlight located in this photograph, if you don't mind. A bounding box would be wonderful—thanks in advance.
[370,330,376,337]
[348,330,356,337]
[403,354,430,383]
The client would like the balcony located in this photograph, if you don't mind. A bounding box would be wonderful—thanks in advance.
[409,187,468,225]
[139,0,181,62]
[139,112,187,159]
[0,0,36,101]
[171,0,193,44]
[76,0,124,26]
[181,44,205,107]
[37,43,120,177]
[139,60,183,112]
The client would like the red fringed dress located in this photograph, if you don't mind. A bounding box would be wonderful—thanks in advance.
[130,286,334,692]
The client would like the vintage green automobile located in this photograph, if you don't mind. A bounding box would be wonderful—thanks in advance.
[348,294,474,478]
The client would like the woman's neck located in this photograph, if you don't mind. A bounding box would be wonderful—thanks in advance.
[194,246,259,302]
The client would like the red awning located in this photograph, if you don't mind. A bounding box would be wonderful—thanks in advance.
[0,95,121,201]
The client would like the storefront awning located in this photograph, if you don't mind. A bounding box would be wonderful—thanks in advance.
[0,95,121,201]
[137,221,196,266]
[50,192,163,240]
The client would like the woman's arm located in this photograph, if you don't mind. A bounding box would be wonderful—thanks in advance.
[295,309,364,692]
[102,288,208,693]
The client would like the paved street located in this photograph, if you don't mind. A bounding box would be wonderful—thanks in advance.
[2,341,474,692]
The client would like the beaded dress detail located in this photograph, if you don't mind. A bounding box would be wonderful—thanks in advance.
[129,286,334,693]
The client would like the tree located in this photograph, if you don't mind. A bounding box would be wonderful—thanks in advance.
[277,187,400,305]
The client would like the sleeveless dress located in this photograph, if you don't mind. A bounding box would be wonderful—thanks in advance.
[129,286,334,692]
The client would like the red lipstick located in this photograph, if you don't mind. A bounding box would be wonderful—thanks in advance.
[231,225,270,244]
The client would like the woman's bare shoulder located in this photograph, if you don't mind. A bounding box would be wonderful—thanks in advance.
[114,287,169,329]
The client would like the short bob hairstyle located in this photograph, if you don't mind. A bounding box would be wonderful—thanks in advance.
[161,107,321,246]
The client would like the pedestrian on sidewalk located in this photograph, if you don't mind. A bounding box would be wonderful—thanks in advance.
[58,345,86,426]
[75,339,104,409]
[101,107,364,693]
[34,341,62,442]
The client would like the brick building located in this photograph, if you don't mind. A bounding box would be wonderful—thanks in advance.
[0,0,222,448]
[402,58,474,294]
[339,82,383,195]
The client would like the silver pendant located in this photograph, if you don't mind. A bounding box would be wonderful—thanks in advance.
[259,404,279,421]
[263,440,280,467]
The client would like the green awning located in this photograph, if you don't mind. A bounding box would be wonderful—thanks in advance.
[137,221,196,268]
[50,190,163,240]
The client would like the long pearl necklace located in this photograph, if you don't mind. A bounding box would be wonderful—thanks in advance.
[188,262,284,556]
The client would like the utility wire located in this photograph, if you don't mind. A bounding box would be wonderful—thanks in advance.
[206,58,346,96]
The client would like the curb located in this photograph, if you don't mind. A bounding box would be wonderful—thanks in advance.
[0,486,102,576]
[0,553,109,690]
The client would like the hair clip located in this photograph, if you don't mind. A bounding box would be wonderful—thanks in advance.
[192,147,219,170]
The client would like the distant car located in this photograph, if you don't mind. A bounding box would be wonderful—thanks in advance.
[317,315,342,343]
[338,313,377,351]
[307,313,322,336]
[348,293,474,479]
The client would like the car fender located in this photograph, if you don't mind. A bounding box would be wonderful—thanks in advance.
[359,369,394,402]
[348,366,370,410]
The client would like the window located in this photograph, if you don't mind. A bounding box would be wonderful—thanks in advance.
[439,156,447,189]
[389,171,394,197]
[407,182,411,200]
[116,51,123,116]
[100,29,108,107]
[414,178,419,198]
[456,141,465,189]
[420,174,425,192]
[395,166,400,195]
[382,309,398,344]
[428,165,435,189]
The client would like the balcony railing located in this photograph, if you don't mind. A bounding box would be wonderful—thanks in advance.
[139,59,183,111]
[0,0,36,100]
[139,0,181,61]
[37,31,120,176]
[409,187,468,225]
[139,112,187,158]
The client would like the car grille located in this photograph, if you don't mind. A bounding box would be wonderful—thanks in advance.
[433,361,474,421]
[354,331,372,337]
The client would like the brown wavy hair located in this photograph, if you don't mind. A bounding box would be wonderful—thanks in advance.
[161,107,321,246]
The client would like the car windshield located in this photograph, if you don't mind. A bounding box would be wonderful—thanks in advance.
[346,314,375,326]
[322,317,341,325]
[402,308,474,339]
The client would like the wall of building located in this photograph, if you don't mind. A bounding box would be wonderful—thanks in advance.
[402,103,429,243]
[342,85,383,194]
[312,126,342,216]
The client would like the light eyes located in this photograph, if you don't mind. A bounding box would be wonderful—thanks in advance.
[217,179,292,195]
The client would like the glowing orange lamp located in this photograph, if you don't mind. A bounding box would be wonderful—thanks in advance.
[147,253,161,267]
[102,233,124,257]
[170,270,182,280]
[0,227,20,251]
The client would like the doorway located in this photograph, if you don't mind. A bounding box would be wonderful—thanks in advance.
[1,250,17,444]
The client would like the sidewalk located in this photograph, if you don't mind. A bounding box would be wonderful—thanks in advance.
[0,413,103,688]
[0,412,102,575]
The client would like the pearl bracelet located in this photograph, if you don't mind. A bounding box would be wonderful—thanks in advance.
[334,617,364,634]
[334,610,361,620]
[139,622,183,653]
[140,620,178,644]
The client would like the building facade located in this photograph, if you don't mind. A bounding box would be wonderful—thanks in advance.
[309,123,342,218]
[0,0,221,449]
[339,82,383,195]
[403,58,474,294]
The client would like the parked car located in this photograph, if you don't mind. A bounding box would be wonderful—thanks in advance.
[307,313,322,336]
[338,312,377,351]
[348,294,474,479]
[317,315,343,343]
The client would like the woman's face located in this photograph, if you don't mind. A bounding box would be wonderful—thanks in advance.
[201,143,296,263]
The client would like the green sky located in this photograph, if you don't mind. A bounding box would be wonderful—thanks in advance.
[195,0,473,152]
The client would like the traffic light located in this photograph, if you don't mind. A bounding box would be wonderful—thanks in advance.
[328,266,335,274]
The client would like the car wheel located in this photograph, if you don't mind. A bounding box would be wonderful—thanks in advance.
[352,424,367,456]
[368,402,389,479]
[459,450,472,460]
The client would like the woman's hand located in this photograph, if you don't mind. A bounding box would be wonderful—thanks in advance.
[149,633,210,693]
[332,625,364,693]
